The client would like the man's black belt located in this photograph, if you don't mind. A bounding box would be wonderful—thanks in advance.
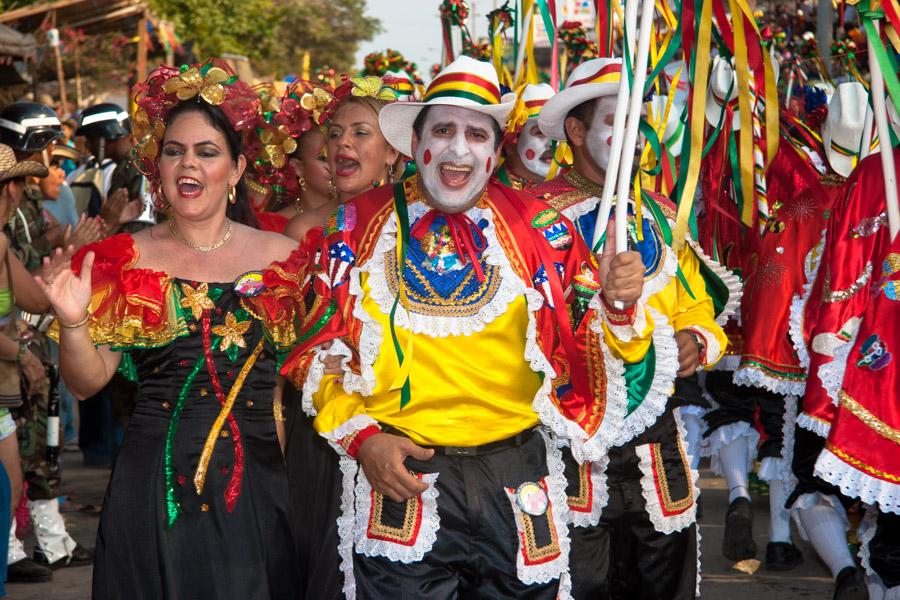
[381,425,536,456]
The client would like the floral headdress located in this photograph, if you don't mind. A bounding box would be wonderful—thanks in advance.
[244,81,324,204]
[317,75,398,124]
[131,59,260,201]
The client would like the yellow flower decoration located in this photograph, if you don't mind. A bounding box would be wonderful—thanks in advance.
[504,85,531,137]
[211,312,251,353]
[163,65,232,105]
[132,108,167,160]
[350,76,398,102]
[300,87,333,123]
[258,87,282,114]
[179,283,216,321]
[260,125,298,169]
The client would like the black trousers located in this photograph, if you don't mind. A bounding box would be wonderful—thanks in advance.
[567,411,697,600]
[353,432,563,600]
[703,370,787,461]
[869,510,900,588]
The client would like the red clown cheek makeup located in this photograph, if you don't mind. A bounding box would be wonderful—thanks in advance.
[424,149,432,165]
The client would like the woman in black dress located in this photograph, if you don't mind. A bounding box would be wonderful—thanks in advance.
[37,61,302,599]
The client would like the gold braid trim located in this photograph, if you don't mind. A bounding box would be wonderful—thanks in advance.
[838,390,900,445]
[826,444,900,483]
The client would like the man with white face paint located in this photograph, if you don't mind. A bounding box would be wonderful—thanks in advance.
[496,83,556,190]
[533,57,738,599]
[282,56,655,598]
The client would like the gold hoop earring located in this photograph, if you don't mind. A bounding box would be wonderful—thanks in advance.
[295,177,305,214]
[227,186,236,205]
[298,176,307,191]
[155,188,170,211]
[329,179,338,198]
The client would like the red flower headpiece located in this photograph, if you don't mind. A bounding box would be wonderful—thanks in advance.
[130,59,260,203]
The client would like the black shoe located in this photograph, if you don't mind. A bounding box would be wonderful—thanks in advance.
[723,497,757,561]
[833,566,869,600]
[6,557,53,583]
[765,542,804,571]
[34,543,95,569]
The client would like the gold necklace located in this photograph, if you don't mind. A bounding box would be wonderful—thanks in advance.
[168,219,233,253]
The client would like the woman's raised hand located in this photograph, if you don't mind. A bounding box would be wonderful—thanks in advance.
[34,245,94,327]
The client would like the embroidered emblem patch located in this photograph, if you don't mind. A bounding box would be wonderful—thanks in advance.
[324,204,357,236]
[515,482,549,516]
[857,334,892,371]
[327,241,356,287]
[234,271,265,297]
[541,221,573,250]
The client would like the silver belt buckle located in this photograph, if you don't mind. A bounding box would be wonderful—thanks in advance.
[446,446,475,456]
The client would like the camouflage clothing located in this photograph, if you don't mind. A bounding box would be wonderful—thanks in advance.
[7,184,55,272]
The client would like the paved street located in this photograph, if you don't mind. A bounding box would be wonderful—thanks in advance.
[9,455,837,599]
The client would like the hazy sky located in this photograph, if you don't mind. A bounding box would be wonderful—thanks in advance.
[354,0,499,79]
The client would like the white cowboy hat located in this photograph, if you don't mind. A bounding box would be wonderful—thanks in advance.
[647,95,687,157]
[537,57,622,141]
[823,81,869,177]
[705,57,741,130]
[378,56,514,157]
[501,83,555,134]
[663,60,690,107]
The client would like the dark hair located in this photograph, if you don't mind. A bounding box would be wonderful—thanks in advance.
[412,106,504,151]
[564,99,598,146]
[165,99,258,228]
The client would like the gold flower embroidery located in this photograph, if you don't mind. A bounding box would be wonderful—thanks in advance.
[211,312,251,352]
[179,283,216,320]
[163,65,232,105]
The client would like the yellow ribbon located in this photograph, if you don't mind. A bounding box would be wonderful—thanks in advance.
[729,0,756,227]
[673,0,713,249]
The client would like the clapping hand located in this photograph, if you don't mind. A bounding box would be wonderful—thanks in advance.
[34,245,94,328]
[64,215,102,251]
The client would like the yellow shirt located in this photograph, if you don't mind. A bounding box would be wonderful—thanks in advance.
[313,274,542,446]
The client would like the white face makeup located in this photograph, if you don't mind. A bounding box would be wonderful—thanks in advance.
[414,105,499,213]
[586,96,618,172]
[516,121,552,178]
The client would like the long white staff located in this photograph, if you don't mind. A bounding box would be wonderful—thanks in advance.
[612,0,657,256]
[868,21,900,238]
[591,0,639,251]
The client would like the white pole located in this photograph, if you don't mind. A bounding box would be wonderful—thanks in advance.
[612,0,656,256]
[591,0,639,250]
[868,22,900,238]
[860,103,874,160]
[514,4,534,83]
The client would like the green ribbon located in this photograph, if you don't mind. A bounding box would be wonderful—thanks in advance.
[860,6,900,116]
[390,183,413,410]
[624,341,656,415]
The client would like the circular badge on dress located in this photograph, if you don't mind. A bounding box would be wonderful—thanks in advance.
[234,271,266,297]
[515,481,549,516]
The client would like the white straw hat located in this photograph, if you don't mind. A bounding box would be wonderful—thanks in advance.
[705,57,741,130]
[537,58,622,141]
[378,56,514,157]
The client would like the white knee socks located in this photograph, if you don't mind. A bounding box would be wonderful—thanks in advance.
[717,435,751,503]
[767,479,792,543]
[797,500,854,578]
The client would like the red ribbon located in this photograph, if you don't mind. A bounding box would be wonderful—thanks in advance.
[411,210,488,281]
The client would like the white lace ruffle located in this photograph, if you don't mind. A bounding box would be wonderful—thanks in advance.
[700,420,760,477]
[505,428,572,585]
[365,202,522,338]
[568,455,610,528]
[815,448,900,515]
[640,243,679,300]
[335,456,359,600]
[858,504,878,575]
[732,365,807,397]
[819,330,859,408]
[634,411,700,534]
[691,325,724,368]
[353,470,441,563]
[686,237,743,326]
[695,513,703,597]
[301,339,355,416]
[557,194,599,225]
[756,395,799,485]
[797,411,832,438]
[607,306,678,448]
[320,413,379,450]
[788,234,826,371]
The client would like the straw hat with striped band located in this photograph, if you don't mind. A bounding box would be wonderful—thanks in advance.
[378,55,514,157]
[537,57,622,141]
[0,143,48,183]
[382,70,418,102]
[823,81,869,177]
